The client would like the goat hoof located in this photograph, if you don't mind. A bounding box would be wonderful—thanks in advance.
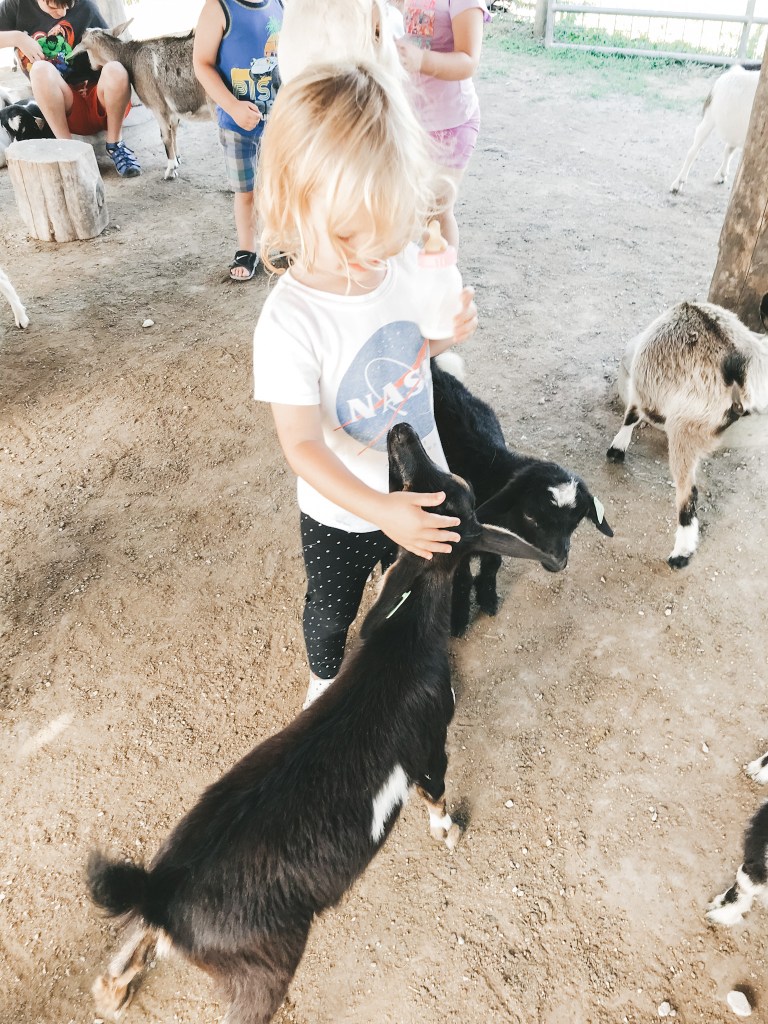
[450,619,470,639]
[476,593,499,617]
[670,181,682,194]
[606,446,625,463]
[444,823,462,851]
[667,553,691,570]
[92,974,134,1019]
[706,894,743,927]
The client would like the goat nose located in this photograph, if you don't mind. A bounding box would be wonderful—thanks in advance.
[543,555,567,572]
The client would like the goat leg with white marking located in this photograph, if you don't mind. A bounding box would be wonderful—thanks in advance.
[708,801,768,926]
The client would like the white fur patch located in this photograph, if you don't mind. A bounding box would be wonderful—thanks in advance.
[746,753,768,785]
[371,764,409,842]
[670,520,699,560]
[549,478,578,508]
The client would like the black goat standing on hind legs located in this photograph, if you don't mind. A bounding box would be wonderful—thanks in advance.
[86,423,555,1024]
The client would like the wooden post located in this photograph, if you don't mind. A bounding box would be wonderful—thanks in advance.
[6,138,109,243]
[534,0,548,39]
[708,41,768,331]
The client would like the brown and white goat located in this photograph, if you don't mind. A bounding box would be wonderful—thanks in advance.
[607,300,768,568]
[71,24,213,180]
[86,422,554,1024]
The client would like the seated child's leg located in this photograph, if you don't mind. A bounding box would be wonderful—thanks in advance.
[301,514,397,681]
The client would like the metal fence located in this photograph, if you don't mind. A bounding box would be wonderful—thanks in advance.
[545,1,768,64]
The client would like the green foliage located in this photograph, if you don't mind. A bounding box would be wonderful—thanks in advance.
[483,15,721,106]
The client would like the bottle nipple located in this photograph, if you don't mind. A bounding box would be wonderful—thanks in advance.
[423,219,448,254]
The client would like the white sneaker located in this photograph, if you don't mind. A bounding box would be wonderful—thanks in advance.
[303,674,335,709]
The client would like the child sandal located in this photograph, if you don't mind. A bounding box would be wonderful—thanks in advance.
[105,140,141,178]
[229,250,260,282]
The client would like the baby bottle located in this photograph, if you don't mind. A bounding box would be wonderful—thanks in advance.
[415,220,464,341]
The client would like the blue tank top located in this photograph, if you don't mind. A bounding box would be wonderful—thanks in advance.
[215,0,283,137]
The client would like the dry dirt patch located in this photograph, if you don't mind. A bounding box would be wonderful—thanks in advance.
[1,25,767,1024]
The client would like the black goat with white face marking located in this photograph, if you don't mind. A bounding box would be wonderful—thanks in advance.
[86,423,553,1024]
[432,359,613,636]
[0,100,53,142]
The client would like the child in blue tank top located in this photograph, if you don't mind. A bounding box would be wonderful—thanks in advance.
[193,0,282,281]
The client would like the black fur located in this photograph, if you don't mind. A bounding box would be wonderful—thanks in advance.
[432,359,613,635]
[743,801,768,887]
[678,486,698,527]
[721,350,748,389]
[87,424,554,1023]
[0,100,54,142]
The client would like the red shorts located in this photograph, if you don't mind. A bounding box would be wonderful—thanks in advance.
[67,80,131,136]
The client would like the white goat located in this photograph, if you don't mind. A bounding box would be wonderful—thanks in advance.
[71,23,214,180]
[0,267,29,329]
[670,65,759,194]
[607,300,768,568]
[277,0,403,85]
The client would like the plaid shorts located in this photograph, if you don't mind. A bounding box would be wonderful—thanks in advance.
[218,126,261,193]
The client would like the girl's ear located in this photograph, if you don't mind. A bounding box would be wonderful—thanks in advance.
[472,524,558,566]
[359,554,424,638]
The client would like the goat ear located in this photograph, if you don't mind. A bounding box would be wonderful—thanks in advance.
[584,492,614,537]
[110,18,133,37]
[472,524,557,566]
[359,554,423,638]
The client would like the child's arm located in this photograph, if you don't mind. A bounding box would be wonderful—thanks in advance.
[397,8,484,80]
[192,0,263,133]
[0,31,44,62]
[271,404,461,560]
[429,286,477,357]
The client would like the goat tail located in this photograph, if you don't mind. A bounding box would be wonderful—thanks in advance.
[434,350,466,382]
[87,851,149,919]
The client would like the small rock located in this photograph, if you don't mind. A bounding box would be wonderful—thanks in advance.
[726,990,752,1017]
[504,799,514,808]
[658,1002,672,1018]
[702,741,710,753]
[142,318,154,328]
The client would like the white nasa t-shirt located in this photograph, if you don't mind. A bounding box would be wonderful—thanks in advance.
[253,248,448,532]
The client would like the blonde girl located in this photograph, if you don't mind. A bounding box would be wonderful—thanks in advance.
[253,62,477,707]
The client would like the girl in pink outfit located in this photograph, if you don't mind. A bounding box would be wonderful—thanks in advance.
[397,0,490,251]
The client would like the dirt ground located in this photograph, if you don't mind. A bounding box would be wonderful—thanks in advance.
[2,22,768,1024]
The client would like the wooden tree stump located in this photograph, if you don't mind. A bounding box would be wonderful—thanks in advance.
[6,138,109,243]
[708,43,768,331]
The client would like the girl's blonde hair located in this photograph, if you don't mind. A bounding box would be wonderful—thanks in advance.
[258,63,447,273]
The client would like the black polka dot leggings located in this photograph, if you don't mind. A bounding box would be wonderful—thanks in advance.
[301,513,397,680]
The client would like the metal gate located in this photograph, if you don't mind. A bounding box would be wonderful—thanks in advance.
[544,1,768,64]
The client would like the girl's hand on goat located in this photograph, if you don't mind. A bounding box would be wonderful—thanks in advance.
[15,32,45,63]
[375,491,461,560]
[229,100,263,132]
